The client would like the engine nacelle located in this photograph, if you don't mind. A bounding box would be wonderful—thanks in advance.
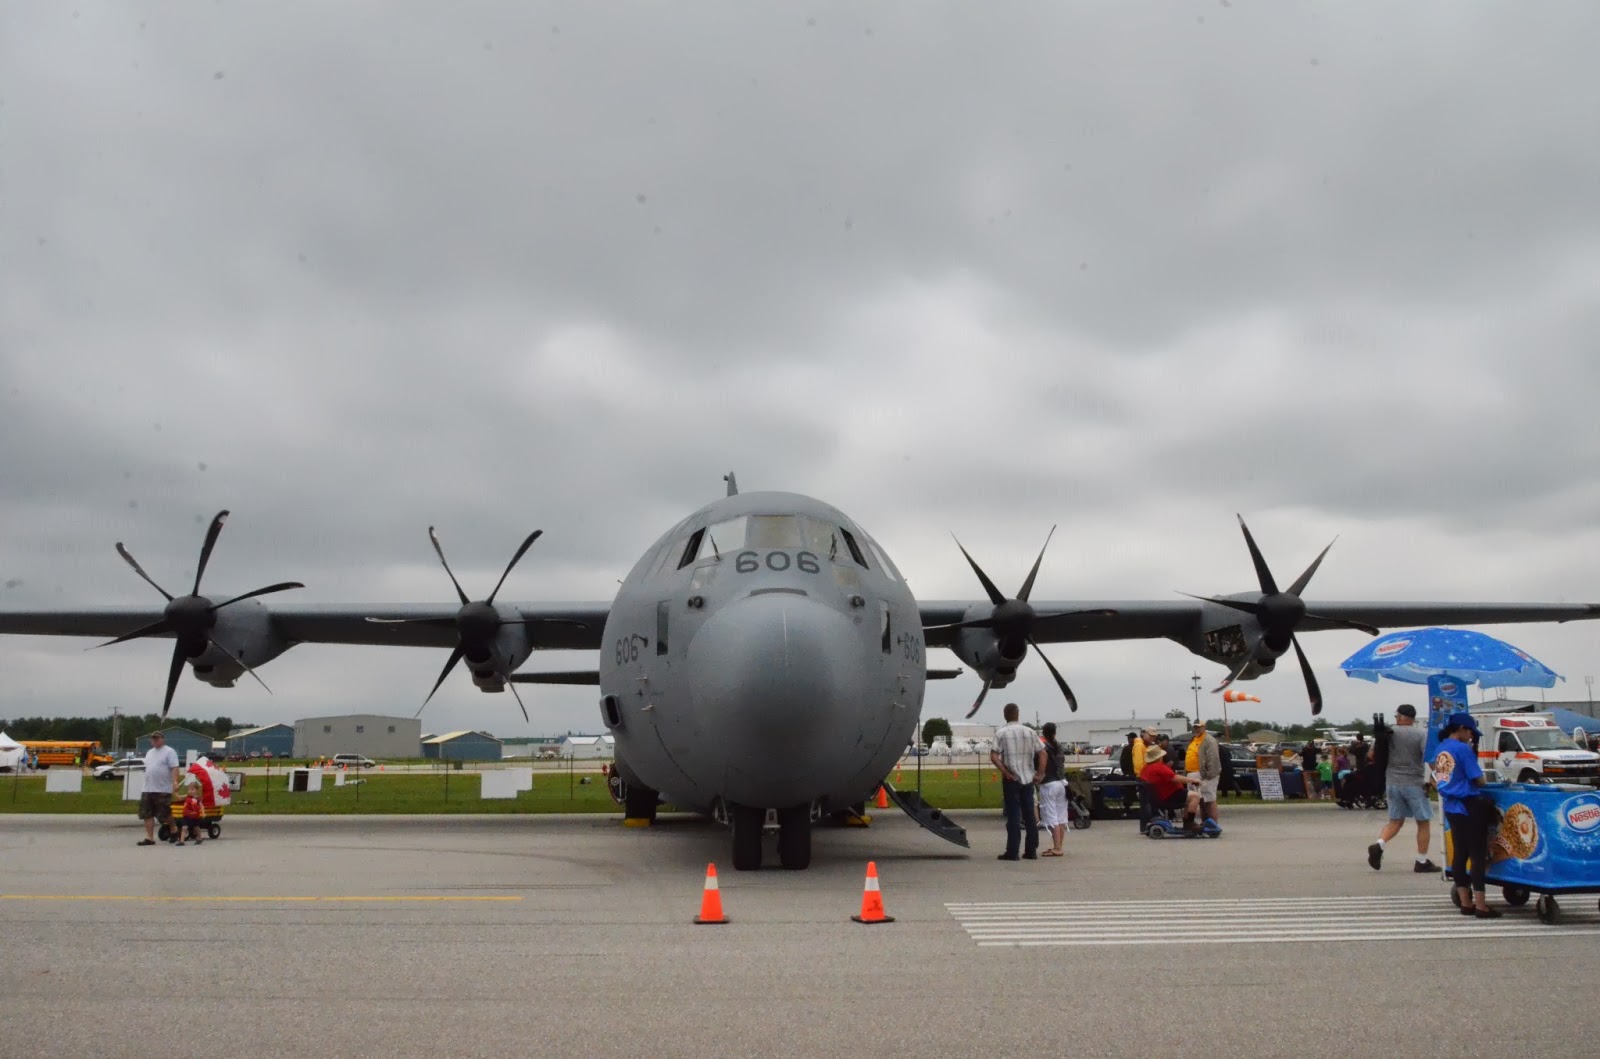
[189,598,291,688]
[466,618,534,692]
[949,607,1028,688]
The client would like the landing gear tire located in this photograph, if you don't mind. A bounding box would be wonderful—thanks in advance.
[730,804,764,871]
[776,806,812,870]
[1502,886,1530,907]
[1536,894,1559,924]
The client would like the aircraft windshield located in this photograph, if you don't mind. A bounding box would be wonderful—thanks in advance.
[693,515,839,561]
[1514,729,1581,751]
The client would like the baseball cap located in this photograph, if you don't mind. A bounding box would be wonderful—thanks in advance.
[1395,704,1417,719]
[1443,711,1480,736]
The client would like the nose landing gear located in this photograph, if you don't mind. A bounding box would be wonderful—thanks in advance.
[726,803,815,871]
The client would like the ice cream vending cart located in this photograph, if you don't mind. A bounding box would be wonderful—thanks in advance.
[1443,782,1600,924]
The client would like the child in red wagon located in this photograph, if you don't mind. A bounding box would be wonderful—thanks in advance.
[177,780,204,845]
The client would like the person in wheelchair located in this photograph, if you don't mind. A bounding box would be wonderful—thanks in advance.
[1138,745,1202,833]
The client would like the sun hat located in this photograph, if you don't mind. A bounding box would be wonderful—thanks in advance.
[1143,745,1166,764]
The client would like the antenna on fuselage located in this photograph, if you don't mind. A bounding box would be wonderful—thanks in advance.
[724,472,738,497]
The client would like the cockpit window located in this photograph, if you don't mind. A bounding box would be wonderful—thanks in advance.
[676,528,706,570]
[686,515,840,562]
[836,527,868,568]
[863,535,902,582]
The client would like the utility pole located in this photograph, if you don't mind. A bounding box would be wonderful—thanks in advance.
[1586,675,1594,711]
[1190,673,1202,722]
[110,707,122,756]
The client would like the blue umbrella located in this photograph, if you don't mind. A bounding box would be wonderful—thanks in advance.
[1339,627,1562,688]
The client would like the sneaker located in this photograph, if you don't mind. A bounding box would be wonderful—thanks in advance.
[1022,851,1038,860]
[996,853,1019,861]
[1367,843,1383,870]
[1414,859,1440,873]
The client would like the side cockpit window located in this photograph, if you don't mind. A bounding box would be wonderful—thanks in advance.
[836,527,868,568]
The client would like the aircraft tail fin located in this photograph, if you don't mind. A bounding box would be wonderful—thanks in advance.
[724,472,738,496]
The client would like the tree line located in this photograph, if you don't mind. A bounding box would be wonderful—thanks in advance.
[0,714,243,747]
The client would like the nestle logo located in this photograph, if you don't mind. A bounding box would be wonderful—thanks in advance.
[1567,804,1600,833]
[1374,639,1410,658]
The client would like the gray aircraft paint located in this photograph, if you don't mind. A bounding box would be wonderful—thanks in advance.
[600,491,920,815]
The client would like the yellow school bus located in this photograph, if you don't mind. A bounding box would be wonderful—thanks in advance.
[19,741,114,768]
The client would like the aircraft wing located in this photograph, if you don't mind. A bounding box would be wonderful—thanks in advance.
[919,599,1600,649]
[0,602,611,651]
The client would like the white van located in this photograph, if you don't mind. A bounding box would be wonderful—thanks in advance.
[331,753,376,769]
[1478,713,1600,785]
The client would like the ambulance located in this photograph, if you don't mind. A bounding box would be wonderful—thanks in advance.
[1476,712,1600,786]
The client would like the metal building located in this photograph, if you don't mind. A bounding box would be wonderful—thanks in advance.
[225,723,295,758]
[293,715,421,760]
[559,734,615,759]
[422,730,504,762]
[135,726,214,761]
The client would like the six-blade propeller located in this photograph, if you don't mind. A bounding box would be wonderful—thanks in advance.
[97,511,305,718]
[1181,515,1381,715]
[925,527,1115,717]
[367,528,587,722]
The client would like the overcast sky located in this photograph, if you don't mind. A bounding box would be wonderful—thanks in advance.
[3,2,1599,739]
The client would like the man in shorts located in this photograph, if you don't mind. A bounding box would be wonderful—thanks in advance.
[138,732,181,846]
[1367,704,1440,872]
[1187,719,1223,825]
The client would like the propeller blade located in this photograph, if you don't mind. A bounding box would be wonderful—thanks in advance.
[486,530,543,604]
[506,677,530,724]
[1015,525,1057,603]
[422,644,465,708]
[1302,612,1382,637]
[1027,636,1078,712]
[964,677,993,719]
[1291,635,1323,716]
[1178,592,1267,618]
[1287,538,1337,598]
[90,617,174,650]
[207,637,272,696]
[114,543,174,601]
[427,527,470,605]
[161,642,188,718]
[952,535,1007,607]
[191,510,230,596]
[1236,515,1278,596]
[211,581,306,611]
[1211,649,1256,694]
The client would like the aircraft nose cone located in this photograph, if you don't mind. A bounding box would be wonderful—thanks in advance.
[687,592,858,754]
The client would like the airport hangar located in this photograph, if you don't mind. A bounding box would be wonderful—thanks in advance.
[293,715,423,759]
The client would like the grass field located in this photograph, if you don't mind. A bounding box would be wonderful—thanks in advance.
[0,765,1287,815]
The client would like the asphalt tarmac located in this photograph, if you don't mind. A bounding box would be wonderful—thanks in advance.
[3,806,1598,1057]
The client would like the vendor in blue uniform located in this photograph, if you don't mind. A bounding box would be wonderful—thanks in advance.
[1435,712,1502,919]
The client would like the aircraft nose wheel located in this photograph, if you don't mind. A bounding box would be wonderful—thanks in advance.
[730,804,764,871]
[776,805,812,870]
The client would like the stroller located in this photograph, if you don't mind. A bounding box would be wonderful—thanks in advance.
[1066,788,1092,830]
[1335,764,1388,810]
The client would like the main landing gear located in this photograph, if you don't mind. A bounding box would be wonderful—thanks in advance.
[728,803,813,871]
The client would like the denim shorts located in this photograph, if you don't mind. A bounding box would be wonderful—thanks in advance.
[1387,784,1433,821]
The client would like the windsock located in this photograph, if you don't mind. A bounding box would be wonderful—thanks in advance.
[1222,689,1261,703]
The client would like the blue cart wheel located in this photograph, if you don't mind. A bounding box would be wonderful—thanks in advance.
[1502,886,1530,907]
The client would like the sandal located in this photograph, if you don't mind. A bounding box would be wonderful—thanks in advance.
[1041,849,1064,857]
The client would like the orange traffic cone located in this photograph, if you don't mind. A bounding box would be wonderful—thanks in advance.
[875,786,890,810]
[851,861,895,924]
[693,863,729,925]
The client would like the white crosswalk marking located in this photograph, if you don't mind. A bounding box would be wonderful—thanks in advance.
[947,894,1600,947]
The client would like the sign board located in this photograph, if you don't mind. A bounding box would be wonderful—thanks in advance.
[480,771,522,799]
[122,769,146,801]
[511,768,534,793]
[1255,768,1285,801]
[45,769,83,794]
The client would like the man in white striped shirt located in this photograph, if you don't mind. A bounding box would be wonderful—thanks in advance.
[989,703,1046,860]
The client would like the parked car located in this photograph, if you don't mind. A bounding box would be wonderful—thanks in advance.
[331,753,376,769]
[93,758,144,781]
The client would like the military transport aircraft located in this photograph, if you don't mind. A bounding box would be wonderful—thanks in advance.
[2,475,1597,870]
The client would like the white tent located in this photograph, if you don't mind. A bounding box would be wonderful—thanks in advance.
[0,731,24,771]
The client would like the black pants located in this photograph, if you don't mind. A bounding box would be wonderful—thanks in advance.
[1447,796,1494,892]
